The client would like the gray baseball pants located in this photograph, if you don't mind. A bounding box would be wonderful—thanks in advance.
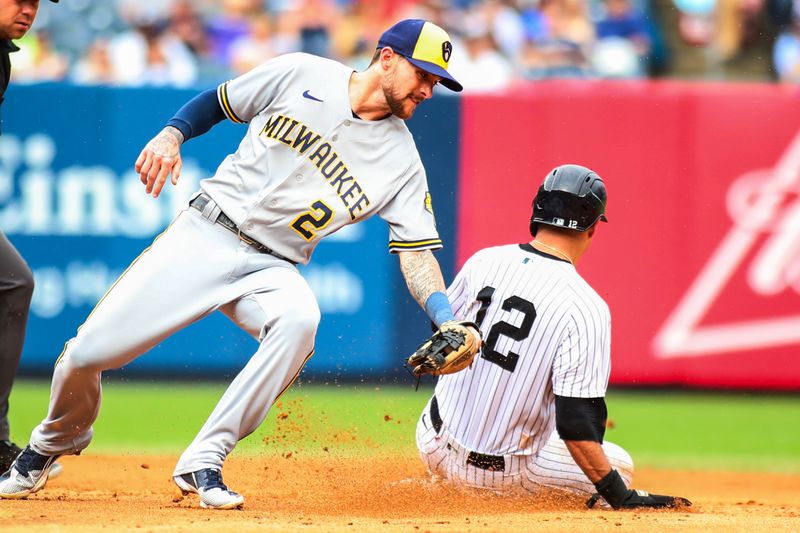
[29,203,320,475]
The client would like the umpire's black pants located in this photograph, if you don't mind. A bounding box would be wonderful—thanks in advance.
[0,232,33,441]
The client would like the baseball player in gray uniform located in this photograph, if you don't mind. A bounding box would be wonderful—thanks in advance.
[0,19,466,510]
[417,165,691,509]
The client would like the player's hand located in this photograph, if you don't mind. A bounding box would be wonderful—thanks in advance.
[587,489,692,509]
[587,469,691,510]
[135,126,184,198]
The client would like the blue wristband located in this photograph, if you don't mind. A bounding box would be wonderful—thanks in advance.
[425,291,455,327]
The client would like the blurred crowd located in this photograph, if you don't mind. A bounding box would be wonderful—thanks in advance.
[9,0,800,91]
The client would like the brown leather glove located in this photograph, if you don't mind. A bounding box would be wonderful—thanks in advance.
[407,321,482,376]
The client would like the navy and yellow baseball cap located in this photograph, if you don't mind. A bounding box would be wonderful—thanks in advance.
[378,19,462,92]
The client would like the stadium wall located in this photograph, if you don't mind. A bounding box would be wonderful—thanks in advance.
[3,82,799,389]
[458,80,800,390]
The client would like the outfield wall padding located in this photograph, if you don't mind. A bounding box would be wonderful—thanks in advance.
[3,81,799,389]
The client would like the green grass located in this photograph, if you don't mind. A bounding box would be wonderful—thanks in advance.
[7,380,430,456]
[7,380,800,473]
[605,390,800,473]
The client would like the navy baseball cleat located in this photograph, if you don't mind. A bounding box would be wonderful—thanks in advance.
[0,446,61,499]
[0,440,22,473]
[173,469,244,510]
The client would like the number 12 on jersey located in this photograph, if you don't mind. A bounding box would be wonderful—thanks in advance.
[290,200,334,241]
[475,286,537,373]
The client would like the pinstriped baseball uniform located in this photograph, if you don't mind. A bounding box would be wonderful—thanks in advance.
[28,52,443,478]
[416,243,633,495]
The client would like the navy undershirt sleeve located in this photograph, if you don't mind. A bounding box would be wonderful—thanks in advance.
[166,88,226,141]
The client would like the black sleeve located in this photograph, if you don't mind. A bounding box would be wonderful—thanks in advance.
[554,395,607,443]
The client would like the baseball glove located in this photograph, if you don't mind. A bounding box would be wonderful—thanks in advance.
[407,320,482,376]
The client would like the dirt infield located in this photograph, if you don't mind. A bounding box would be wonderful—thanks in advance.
[0,454,798,532]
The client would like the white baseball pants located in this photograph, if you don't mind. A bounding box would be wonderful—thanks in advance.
[30,201,320,475]
[416,398,634,496]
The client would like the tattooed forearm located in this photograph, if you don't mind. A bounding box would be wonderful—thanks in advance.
[398,250,446,310]
[140,127,184,163]
[159,126,185,148]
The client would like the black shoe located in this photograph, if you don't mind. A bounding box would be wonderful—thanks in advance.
[0,440,22,473]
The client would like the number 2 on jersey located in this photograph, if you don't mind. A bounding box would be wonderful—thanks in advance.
[475,286,537,373]
[290,200,334,241]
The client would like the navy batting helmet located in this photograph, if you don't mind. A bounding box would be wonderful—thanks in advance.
[529,164,608,236]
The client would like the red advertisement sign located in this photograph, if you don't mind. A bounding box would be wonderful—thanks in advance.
[457,80,800,390]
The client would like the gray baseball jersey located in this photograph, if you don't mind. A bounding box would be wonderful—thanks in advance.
[204,52,441,265]
[436,243,611,457]
[23,52,446,502]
